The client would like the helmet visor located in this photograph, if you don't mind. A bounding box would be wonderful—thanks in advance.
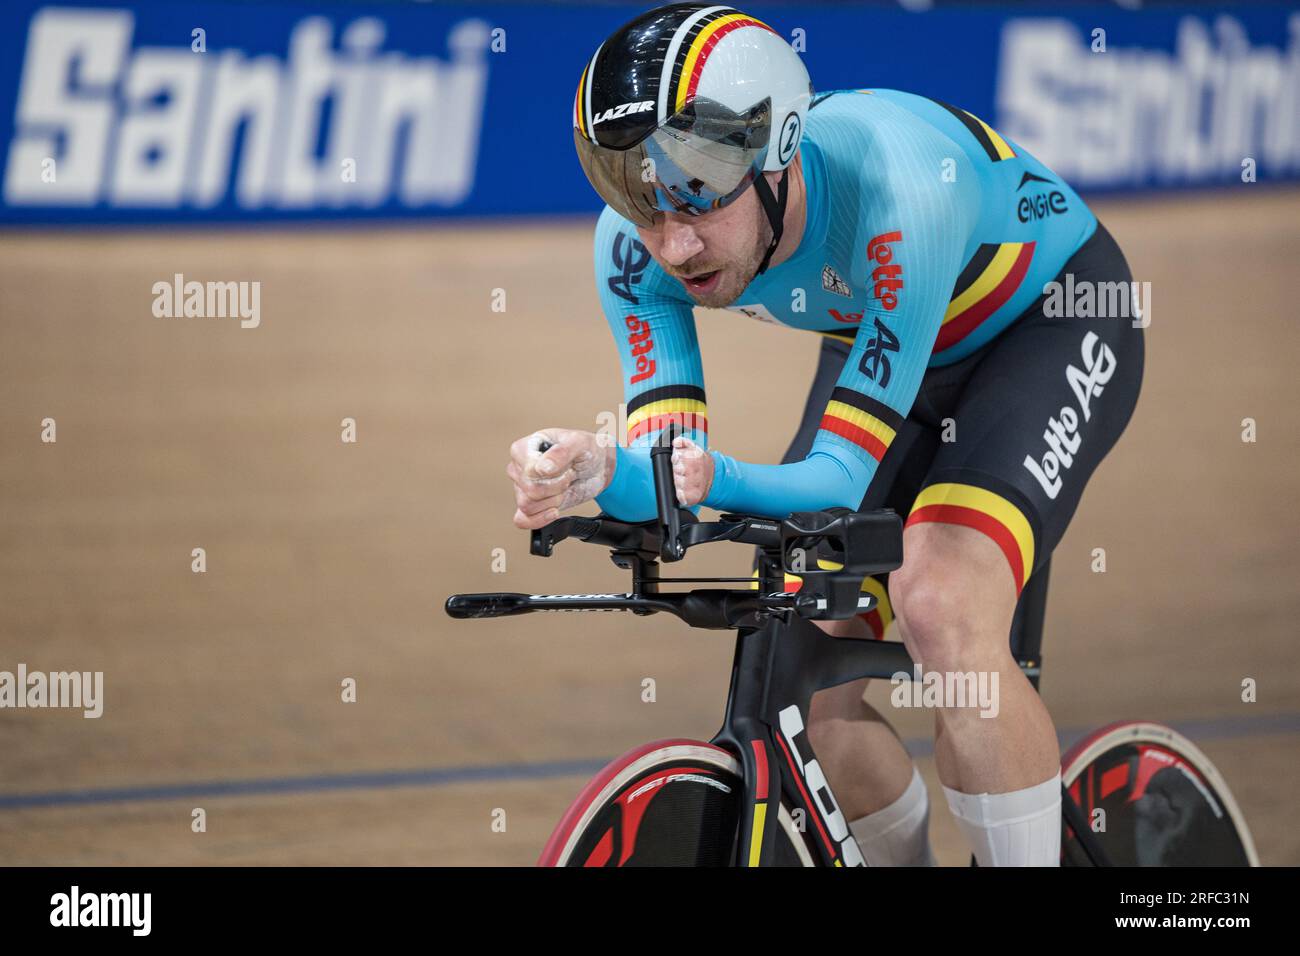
[575,96,772,226]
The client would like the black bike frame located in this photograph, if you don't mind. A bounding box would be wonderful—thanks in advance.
[707,552,1113,867]
[447,426,1113,867]
[711,606,911,866]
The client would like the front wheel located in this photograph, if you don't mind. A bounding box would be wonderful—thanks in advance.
[538,739,815,866]
[1060,721,1259,866]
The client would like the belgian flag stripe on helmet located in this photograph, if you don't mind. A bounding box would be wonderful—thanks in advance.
[673,13,778,114]
[574,42,605,142]
[657,5,734,123]
[574,64,589,139]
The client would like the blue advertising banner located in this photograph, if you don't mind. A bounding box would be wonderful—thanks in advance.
[0,1,1296,224]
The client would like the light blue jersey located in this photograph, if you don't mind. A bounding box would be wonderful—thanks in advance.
[593,89,1098,521]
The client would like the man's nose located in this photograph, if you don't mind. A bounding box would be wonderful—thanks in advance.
[658,216,704,267]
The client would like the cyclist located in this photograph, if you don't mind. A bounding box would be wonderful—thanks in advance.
[507,2,1143,866]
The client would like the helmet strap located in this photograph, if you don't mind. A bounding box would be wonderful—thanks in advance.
[753,168,789,276]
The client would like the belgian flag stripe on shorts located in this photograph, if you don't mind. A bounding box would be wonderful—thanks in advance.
[906,483,1036,594]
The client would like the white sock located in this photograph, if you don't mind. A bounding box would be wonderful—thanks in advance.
[943,771,1062,867]
[849,765,936,866]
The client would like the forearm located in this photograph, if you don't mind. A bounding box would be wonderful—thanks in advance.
[595,441,713,522]
[594,444,658,522]
[704,449,873,518]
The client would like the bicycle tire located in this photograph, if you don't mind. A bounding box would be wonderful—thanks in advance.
[538,739,815,866]
[1060,721,1258,866]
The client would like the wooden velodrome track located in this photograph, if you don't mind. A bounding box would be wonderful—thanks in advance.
[1,187,1297,865]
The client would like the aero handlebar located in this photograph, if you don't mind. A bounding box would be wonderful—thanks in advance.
[446,428,904,627]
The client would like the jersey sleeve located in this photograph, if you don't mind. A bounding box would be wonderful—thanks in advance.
[705,125,979,518]
[590,208,709,522]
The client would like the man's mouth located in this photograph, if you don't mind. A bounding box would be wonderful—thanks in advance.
[682,269,721,295]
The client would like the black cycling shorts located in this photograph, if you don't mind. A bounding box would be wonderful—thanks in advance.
[774,220,1144,633]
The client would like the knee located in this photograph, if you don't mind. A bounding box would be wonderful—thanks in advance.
[890,569,972,669]
[889,542,1012,670]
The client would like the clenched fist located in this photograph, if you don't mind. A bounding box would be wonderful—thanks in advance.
[670,435,714,507]
[507,429,615,529]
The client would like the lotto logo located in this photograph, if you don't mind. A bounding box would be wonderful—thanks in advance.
[1022,331,1118,499]
[866,231,904,310]
[625,314,656,385]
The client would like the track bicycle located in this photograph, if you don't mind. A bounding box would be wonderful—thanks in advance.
[445,428,1258,867]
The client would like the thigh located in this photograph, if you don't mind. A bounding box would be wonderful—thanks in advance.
[906,220,1145,595]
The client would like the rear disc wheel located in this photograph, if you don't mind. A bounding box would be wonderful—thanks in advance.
[1060,721,1258,866]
